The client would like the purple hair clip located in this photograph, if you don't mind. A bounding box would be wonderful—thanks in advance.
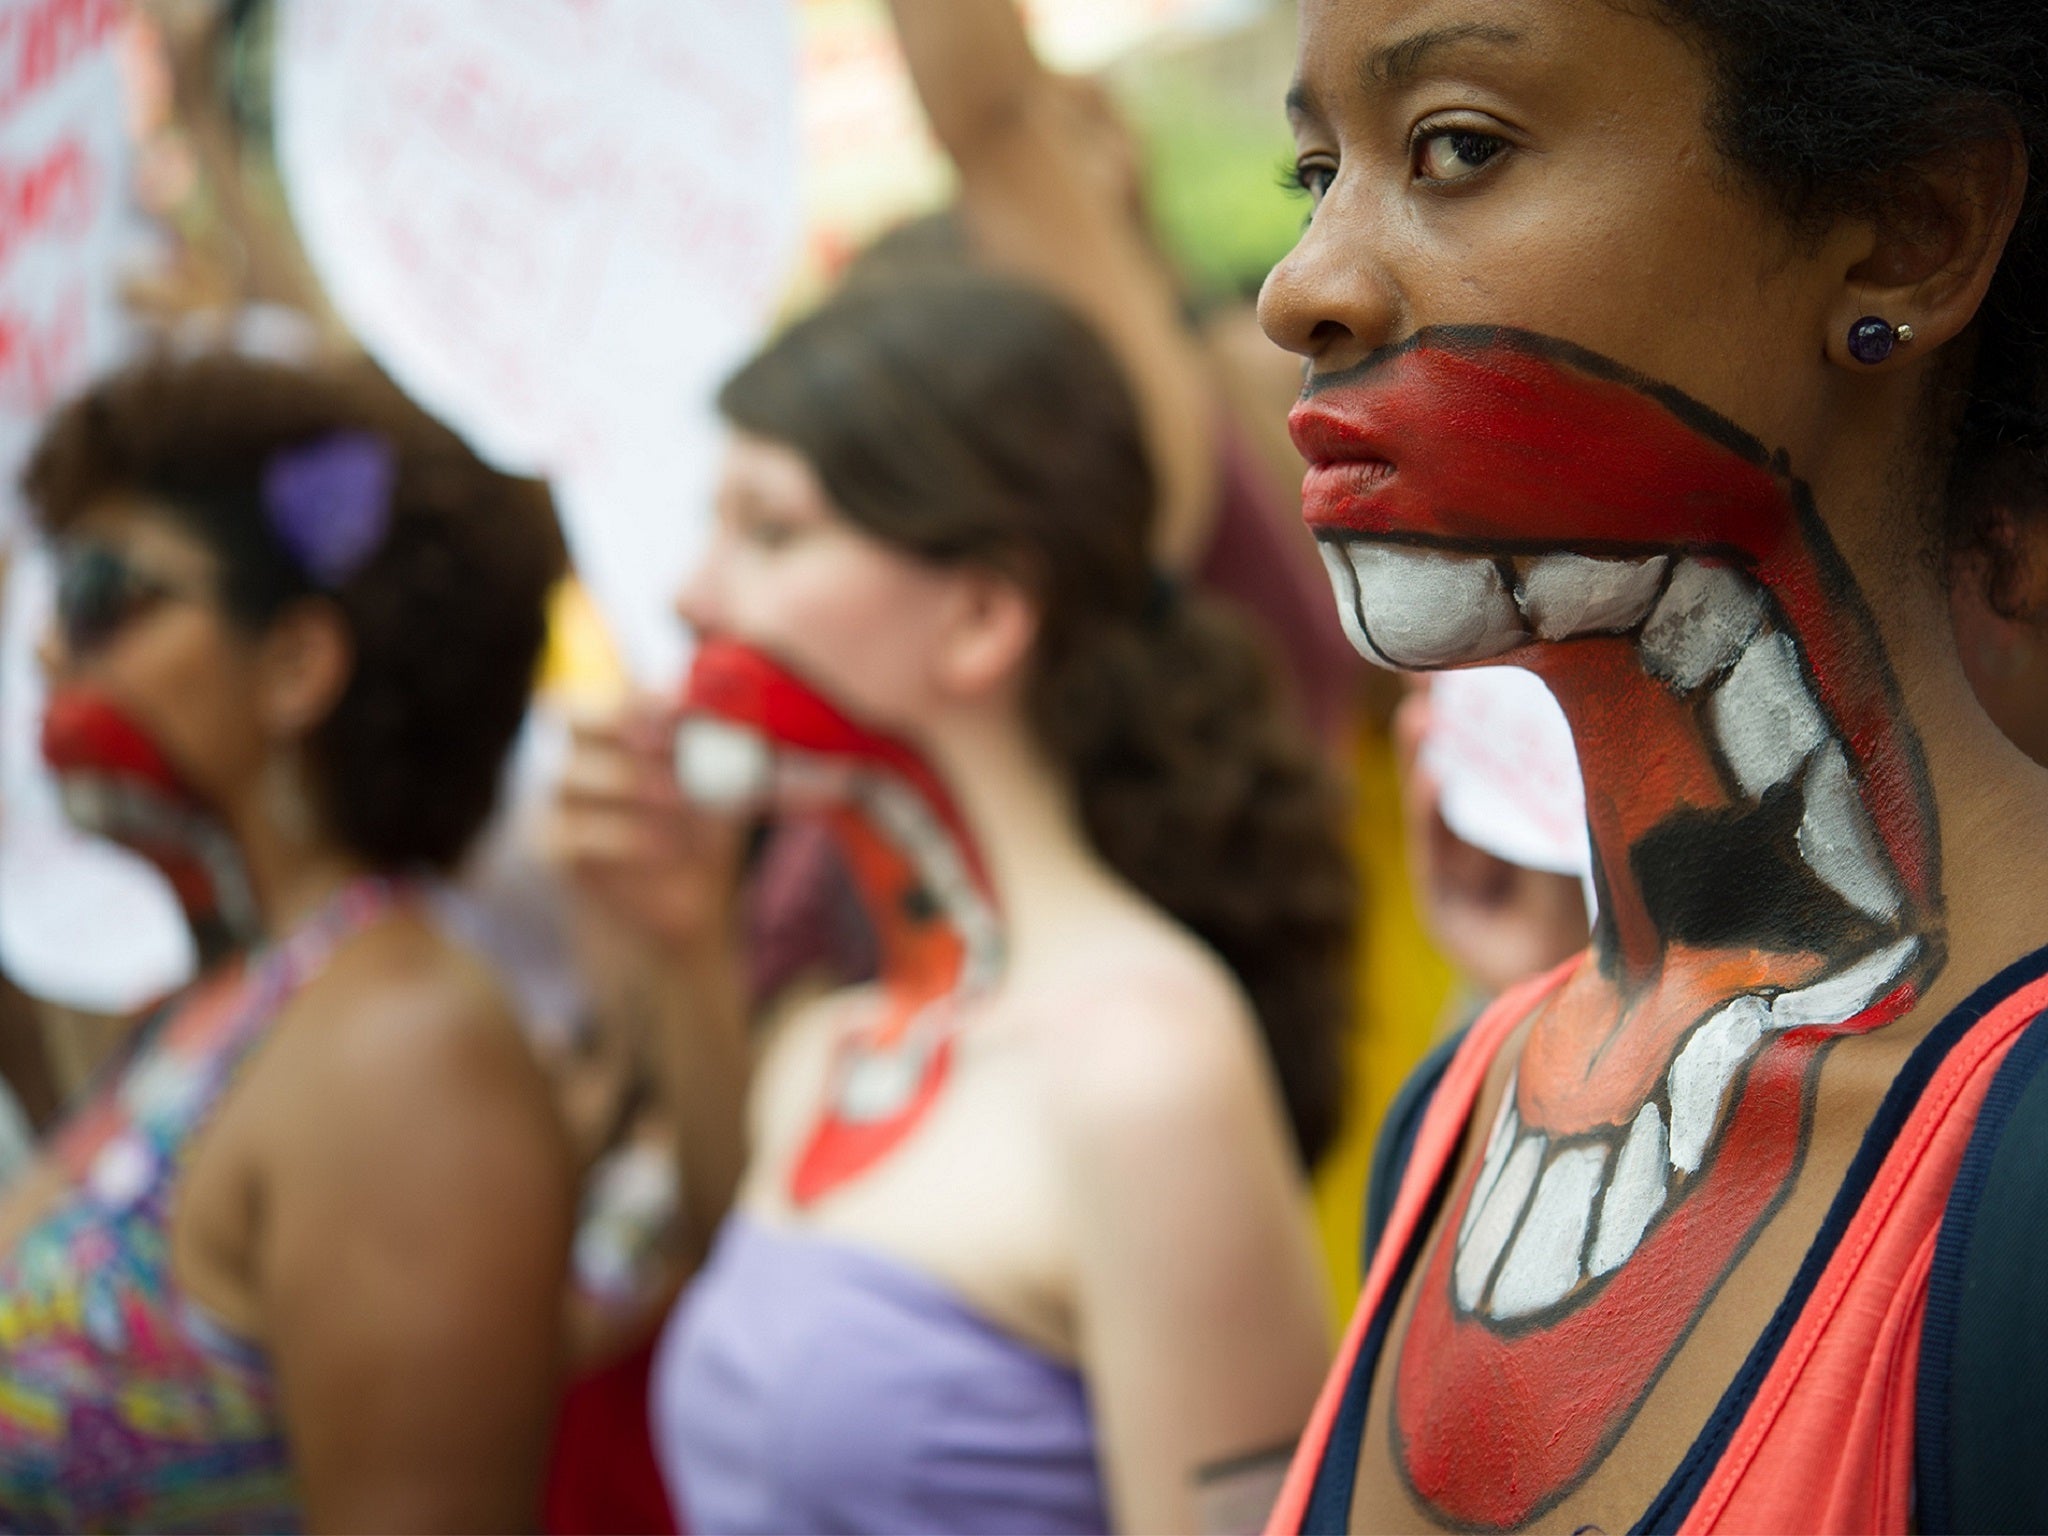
[261,431,397,587]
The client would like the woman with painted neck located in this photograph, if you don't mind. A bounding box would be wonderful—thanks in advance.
[0,354,574,1532]
[554,270,1351,1535]
[1257,3,2048,1532]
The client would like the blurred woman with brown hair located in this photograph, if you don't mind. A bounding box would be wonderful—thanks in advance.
[554,269,1353,1535]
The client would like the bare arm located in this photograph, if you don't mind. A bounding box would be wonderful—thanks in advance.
[571,918,751,1268]
[549,703,754,1265]
[1050,979,1331,1533]
[884,0,1221,567]
[133,0,339,329]
[261,969,574,1533]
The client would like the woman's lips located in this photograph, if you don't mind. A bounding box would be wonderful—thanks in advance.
[1291,399,1401,533]
[1300,457,1400,532]
[1288,391,1394,465]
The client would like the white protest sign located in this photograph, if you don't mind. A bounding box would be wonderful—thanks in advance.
[0,0,198,1011]
[0,0,131,548]
[274,0,804,682]
[1422,667,1592,884]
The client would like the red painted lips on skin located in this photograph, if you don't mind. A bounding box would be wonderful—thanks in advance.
[1289,333,1789,555]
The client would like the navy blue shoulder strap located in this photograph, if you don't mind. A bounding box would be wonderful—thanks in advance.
[1362,1027,1466,1271]
[1915,1006,2048,1534]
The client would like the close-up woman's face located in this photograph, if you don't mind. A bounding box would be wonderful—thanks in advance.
[677,432,991,733]
[1261,0,1855,467]
[40,501,275,808]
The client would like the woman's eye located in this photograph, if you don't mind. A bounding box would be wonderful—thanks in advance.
[1412,127,1507,184]
[741,518,801,551]
[1284,159,1337,206]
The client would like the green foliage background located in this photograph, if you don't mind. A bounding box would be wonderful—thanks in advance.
[1111,7,1305,303]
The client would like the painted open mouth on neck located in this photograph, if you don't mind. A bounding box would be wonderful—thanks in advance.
[1292,328,1945,1527]
[1318,531,1920,1304]
[41,684,261,957]
[675,638,1003,989]
[677,638,1005,1204]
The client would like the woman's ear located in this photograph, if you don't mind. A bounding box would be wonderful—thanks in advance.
[1827,129,2028,368]
[256,599,355,741]
[932,568,1042,701]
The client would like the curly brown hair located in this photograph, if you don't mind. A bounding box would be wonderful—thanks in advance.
[23,352,565,872]
[719,271,1356,1167]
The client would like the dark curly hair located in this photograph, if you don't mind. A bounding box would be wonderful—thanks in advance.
[23,352,565,871]
[719,270,1355,1167]
[1646,0,2048,612]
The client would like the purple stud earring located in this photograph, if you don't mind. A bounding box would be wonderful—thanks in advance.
[1848,316,1915,366]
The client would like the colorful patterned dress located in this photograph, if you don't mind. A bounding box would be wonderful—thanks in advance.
[0,880,400,1534]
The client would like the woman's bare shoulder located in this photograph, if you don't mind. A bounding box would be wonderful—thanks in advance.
[1022,908,1272,1148]
[252,910,567,1175]
[288,911,526,1059]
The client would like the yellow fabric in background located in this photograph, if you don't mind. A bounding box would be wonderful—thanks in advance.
[1310,721,1455,1333]
[538,578,634,709]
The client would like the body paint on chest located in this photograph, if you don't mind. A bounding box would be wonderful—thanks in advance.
[676,638,1002,1207]
[1292,328,1945,1529]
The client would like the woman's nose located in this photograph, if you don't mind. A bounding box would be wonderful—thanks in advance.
[1258,199,1402,376]
[672,555,724,639]
[37,618,70,682]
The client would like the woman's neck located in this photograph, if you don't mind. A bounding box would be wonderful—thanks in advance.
[926,707,1120,978]
[810,700,1113,1002]
[773,703,1094,1207]
[223,799,372,947]
[1861,556,2048,1005]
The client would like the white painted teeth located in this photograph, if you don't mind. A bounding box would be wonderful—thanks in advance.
[675,717,771,808]
[1709,631,1829,798]
[1459,1084,1520,1248]
[1450,940,1920,1323]
[1489,1143,1608,1320]
[864,776,1003,985]
[1516,553,1669,641]
[1320,537,1936,1326]
[1641,560,1768,690]
[839,1008,942,1121]
[1455,1130,1543,1312]
[56,774,184,844]
[1589,1103,1667,1278]
[1797,743,1903,920]
[1666,996,1770,1174]
[1327,540,1903,933]
[57,776,109,830]
[1330,541,1529,669]
[1770,936,1918,1031]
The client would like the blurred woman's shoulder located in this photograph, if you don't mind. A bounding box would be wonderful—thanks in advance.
[247,906,571,1180]
[1023,897,1278,1150]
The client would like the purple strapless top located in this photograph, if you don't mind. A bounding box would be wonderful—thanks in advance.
[651,1215,1108,1535]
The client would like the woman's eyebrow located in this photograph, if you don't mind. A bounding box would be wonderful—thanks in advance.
[1364,21,1526,86]
[1287,20,1528,122]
